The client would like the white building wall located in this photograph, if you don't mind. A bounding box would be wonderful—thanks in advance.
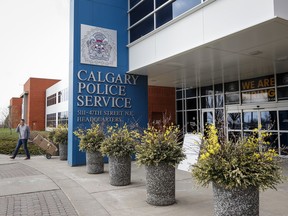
[46,79,68,130]
[274,0,288,20]
[129,0,283,72]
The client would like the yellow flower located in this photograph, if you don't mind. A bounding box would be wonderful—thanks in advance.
[253,153,260,159]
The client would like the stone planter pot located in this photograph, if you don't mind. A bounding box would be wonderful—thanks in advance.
[145,162,175,206]
[59,143,67,160]
[109,155,131,186]
[86,151,104,174]
[213,183,259,216]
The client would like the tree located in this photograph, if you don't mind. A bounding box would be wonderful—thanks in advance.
[0,107,10,129]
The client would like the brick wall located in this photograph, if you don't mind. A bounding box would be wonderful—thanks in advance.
[9,97,22,128]
[24,78,60,130]
[148,86,176,123]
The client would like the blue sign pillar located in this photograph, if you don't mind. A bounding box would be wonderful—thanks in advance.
[68,0,148,166]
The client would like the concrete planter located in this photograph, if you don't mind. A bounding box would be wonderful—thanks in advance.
[213,183,259,216]
[59,143,67,160]
[109,155,131,186]
[145,163,175,206]
[86,151,104,174]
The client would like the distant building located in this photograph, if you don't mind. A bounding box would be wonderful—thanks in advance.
[9,97,22,128]
[45,80,175,130]
[9,78,60,130]
[45,79,69,131]
[9,77,175,130]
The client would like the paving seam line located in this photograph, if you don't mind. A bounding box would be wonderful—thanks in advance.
[0,188,62,198]
[22,161,111,216]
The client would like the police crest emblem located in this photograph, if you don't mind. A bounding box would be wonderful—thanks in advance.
[81,24,117,67]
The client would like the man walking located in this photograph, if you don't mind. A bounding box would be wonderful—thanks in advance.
[10,119,31,160]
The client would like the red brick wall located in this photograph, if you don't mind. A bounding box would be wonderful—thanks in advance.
[9,97,22,128]
[148,86,176,123]
[24,78,60,131]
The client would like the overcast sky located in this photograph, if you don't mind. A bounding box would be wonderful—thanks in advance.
[0,0,70,121]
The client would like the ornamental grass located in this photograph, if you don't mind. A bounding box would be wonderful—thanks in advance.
[100,123,140,157]
[192,124,284,190]
[74,123,105,152]
[136,116,185,167]
[49,124,68,145]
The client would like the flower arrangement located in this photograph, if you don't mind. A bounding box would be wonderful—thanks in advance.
[192,124,284,190]
[50,124,68,145]
[74,124,105,153]
[100,123,140,157]
[136,120,185,167]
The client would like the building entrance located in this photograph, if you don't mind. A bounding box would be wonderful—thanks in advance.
[227,106,288,156]
[201,109,214,131]
[176,72,288,157]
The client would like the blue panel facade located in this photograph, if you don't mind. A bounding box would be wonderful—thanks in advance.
[68,0,148,166]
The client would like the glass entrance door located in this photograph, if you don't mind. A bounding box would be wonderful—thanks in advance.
[227,108,288,156]
[202,110,214,131]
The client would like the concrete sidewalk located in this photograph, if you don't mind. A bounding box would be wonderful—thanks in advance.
[0,154,287,216]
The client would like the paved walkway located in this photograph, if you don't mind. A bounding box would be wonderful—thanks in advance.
[0,154,287,216]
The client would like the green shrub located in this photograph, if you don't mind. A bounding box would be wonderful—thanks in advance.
[49,124,68,145]
[136,123,185,167]
[74,124,105,153]
[101,123,140,157]
[192,125,285,191]
[0,128,45,155]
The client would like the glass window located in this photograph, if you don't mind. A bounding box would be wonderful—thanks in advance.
[172,0,202,18]
[176,90,183,99]
[201,86,213,96]
[280,133,288,155]
[58,88,68,103]
[242,88,275,104]
[215,109,224,129]
[215,94,223,108]
[130,0,142,8]
[225,93,239,105]
[176,100,183,110]
[228,131,241,142]
[186,88,196,98]
[130,0,154,26]
[129,0,209,43]
[201,96,213,108]
[156,3,173,28]
[156,0,169,8]
[241,75,274,90]
[243,131,257,138]
[130,14,154,42]
[47,94,57,106]
[214,84,223,94]
[187,111,198,132]
[243,112,258,130]
[279,110,288,130]
[263,132,278,151]
[203,111,213,126]
[277,87,288,101]
[277,72,288,86]
[177,111,183,129]
[58,111,68,125]
[186,98,197,110]
[260,111,277,130]
[225,81,239,92]
[227,113,241,130]
[47,113,56,128]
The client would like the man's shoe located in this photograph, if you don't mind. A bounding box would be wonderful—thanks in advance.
[10,156,15,159]
[24,157,30,160]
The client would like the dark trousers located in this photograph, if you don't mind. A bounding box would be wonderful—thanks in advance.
[12,139,30,158]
